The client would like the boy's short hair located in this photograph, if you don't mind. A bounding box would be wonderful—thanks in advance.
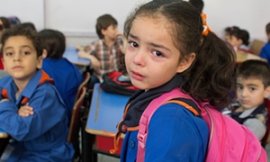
[38,29,66,59]
[266,22,270,35]
[0,25,42,57]
[237,60,270,87]
[95,14,117,39]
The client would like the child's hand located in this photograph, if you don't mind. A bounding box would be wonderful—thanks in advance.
[78,51,89,58]
[18,104,34,117]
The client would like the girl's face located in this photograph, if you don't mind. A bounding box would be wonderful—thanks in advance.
[125,15,194,90]
[236,76,270,110]
[228,35,242,48]
[2,36,42,86]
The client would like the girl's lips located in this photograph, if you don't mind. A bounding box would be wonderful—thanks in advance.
[130,71,144,81]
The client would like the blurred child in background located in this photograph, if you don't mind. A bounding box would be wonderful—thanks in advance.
[39,29,83,118]
[225,60,270,141]
[260,22,270,64]
[78,14,125,84]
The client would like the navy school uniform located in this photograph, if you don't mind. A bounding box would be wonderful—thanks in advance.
[0,70,74,162]
[120,103,209,162]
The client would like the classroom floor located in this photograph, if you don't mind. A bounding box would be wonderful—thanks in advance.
[96,144,270,162]
[98,154,119,162]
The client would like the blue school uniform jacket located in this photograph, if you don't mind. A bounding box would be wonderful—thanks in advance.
[42,58,83,118]
[120,103,209,162]
[0,70,74,162]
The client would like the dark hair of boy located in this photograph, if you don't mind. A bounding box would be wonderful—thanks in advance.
[0,26,42,57]
[0,17,11,29]
[95,14,118,39]
[266,22,270,34]
[38,29,66,59]
[266,22,270,43]
[237,60,270,87]
[18,22,37,32]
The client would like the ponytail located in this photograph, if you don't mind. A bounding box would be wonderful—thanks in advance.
[183,32,236,107]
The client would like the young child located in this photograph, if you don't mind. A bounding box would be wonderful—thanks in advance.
[0,26,73,161]
[227,60,270,140]
[227,27,252,53]
[78,14,124,83]
[39,29,83,118]
[115,1,235,161]
[0,17,11,70]
[259,22,270,64]
[223,26,240,43]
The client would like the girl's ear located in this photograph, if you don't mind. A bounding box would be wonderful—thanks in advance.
[176,52,196,73]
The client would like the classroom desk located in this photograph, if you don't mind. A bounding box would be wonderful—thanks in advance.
[236,51,265,63]
[0,130,8,139]
[85,83,130,157]
[63,47,90,66]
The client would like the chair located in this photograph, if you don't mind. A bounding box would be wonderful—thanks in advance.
[68,86,87,143]
[75,72,91,100]
[262,99,270,147]
[250,39,265,55]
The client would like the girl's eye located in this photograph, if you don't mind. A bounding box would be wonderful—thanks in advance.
[128,41,138,48]
[152,50,163,57]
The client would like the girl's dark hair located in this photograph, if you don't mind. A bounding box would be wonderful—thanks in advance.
[38,29,66,59]
[95,14,118,39]
[230,28,250,46]
[237,60,270,87]
[124,1,235,107]
[0,25,42,57]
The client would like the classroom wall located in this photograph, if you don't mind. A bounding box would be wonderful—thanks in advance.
[204,0,270,41]
[1,0,270,47]
[0,0,44,30]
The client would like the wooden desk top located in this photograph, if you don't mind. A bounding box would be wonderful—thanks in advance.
[85,84,130,137]
[0,130,8,138]
[236,51,265,63]
[63,47,90,66]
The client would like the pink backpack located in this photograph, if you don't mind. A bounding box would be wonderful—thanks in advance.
[137,88,267,162]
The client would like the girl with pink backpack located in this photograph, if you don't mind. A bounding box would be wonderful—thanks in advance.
[111,0,267,161]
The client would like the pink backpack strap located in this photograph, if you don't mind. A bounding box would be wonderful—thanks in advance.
[137,88,193,162]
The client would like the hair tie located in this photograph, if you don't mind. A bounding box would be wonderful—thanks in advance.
[201,13,211,36]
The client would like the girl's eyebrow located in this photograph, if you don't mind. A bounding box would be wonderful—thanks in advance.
[129,33,171,52]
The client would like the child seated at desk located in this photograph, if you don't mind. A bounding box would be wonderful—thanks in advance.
[224,60,270,141]
[259,22,270,64]
[0,25,73,161]
[39,29,83,118]
[78,14,125,84]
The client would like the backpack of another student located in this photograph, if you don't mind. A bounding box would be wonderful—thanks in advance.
[100,71,138,96]
[137,88,267,162]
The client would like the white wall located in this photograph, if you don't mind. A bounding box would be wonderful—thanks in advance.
[204,0,270,41]
[0,0,44,30]
[44,0,151,46]
[1,0,269,46]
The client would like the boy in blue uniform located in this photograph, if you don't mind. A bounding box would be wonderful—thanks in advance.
[0,26,73,161]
